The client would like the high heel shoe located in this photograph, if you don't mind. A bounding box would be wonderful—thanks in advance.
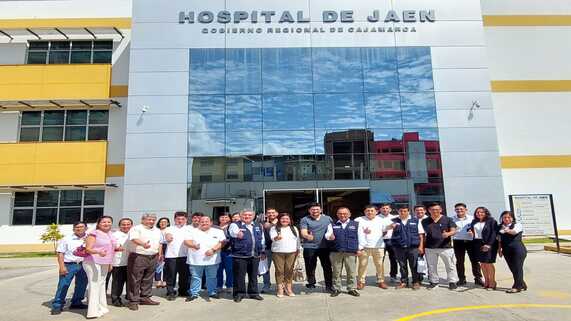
[276,283,284,298]
[285,283,295,297]
[506,288,522,294]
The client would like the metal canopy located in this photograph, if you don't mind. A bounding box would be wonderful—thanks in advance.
[0,27,125,42]
[0,99,122,110]
[0,184,118,192]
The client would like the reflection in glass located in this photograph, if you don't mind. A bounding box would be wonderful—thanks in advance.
[362,47,398,93]
[314,94,365,129]
[401,92,437,128]
[263,94,314,130]
[84,190,105,206]
[313,47,363,93]
[188,132,225,157]
[189,95,225,131]
[12,209,33,225]
[226,131,262,156]
[226,48,261,94]
[397,47,434,92]
[226,95,262,131]
[36,208,58,225]
[365,94,402,128]
[262,48,312,93]
[190,48,225,94]
[263,131,315,155]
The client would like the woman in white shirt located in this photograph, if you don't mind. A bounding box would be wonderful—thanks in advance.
[269,213,301,298]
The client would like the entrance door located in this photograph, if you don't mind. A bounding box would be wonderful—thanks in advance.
[263,188,370,223]
[319,188,370,219]
[263,189,317,224]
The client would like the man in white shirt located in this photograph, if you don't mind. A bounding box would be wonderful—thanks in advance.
[184,216,225,301]
[127,213,163,310]
[378,203,399,282]
[228,209,265,302]
[355,205,389,289]
[163,211,191,300]
[51,222,88,315]
[111,218,133,307]
[452,203,483,286]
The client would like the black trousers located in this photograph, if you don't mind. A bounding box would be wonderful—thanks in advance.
[303,248,333,288]
[111,265,128,302]
[453,240,482,282]
[394,247,420,284]
[384,243,399,278]
[503,244,527,289]
[232,257,260,298]
[164,257,190,296]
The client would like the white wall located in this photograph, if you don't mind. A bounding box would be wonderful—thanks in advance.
[0,112,19,142]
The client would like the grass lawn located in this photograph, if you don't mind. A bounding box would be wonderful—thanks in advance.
[523,237,571,244]
[0,252,55,259]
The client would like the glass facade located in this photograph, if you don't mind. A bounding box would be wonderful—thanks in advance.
[188,47,444,217]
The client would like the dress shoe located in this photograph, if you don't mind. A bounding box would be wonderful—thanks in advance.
[449,283,458,290]
[166,295,176,301]
[457,279,467,286]
[330,289,341,297]
[112,300,124,307]
[378,282,388,289]
[185,296,199,302]
[250,294,264,301]
[324,287,335,294]
[305,283,316,289]
[233,296,243,303]
[426,283,438,289]
[127,303,138,311]
[69,303,88,309]
[356,282,365,290]
[209,293,220,299]
[412,283,421,290]
[50,309,62,315]
[395,282,407,289]
[139,297,160,305]
[347,289,360,297]
[506,288,522,294]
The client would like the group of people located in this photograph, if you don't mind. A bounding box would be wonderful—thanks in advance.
[51,202,528,318]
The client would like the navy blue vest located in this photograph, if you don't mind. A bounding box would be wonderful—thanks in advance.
[391,217,421,248]
[332,220,359,253]
[230,221,264,257]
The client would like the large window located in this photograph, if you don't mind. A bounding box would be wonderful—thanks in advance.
[188,46,444,211]
[19,110,108,142]
[26,40,113,64]
[12,190,105,225]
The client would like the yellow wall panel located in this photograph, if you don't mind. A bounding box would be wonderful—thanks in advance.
[0,142,107,186]
[0,18,132,29]
[0,64,111,100]
[491,80,571,92]
[501,155,571,169]
[483,15,571,27]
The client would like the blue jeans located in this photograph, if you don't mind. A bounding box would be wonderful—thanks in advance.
[262,250,272,289]
[216,251,233,289]
[189,264,218,296]
[52,262,88,310]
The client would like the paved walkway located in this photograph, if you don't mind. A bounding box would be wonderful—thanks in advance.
[0,249,570,321]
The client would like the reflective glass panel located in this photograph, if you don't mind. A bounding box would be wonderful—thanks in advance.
[14,192,35,207]
[59,208,81,224]
[92,51,112,63]
[42,127,64,141]
[67,110,87,125]
[27,51,47,64]
[20,127,40,142]
[263,94,314,130]
[84,190,105,206]
[313,47,363,93]
[263,131,315,155]
[83,208,103,223]
[189,95,225,131]
[226,48,261,94]
[314,94,365,129]
[89,110,109,125]
[43,111,64,125]
[48,51,70,64]
[226,131,262,156]
[71,51,92,63]
[93,41,113,50]
[65,126,86,141]
[13,209,33,225]
[36,208,58,225]
[262,48,312,93]
[397,47,433,92]
[188,132,225,157]
[364,93,402,128]
[189,48,225,94]
[401,92,437,128]
[21,111,41,126]
[362,47,399,93]
[37,191,59,207]
[226,95,262,131]
[87,126,107,140]
[60,190,82,207]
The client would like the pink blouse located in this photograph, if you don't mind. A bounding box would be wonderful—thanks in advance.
[84,229,116,265]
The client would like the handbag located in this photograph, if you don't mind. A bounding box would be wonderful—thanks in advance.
[293,256,305,282]
[417,255,428,274]
[258,257,269,275]
[73,245,89,258]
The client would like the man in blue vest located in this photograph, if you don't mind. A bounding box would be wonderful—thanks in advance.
[228,209,265,302]
[390,206,425,290]
[325,207,361,297]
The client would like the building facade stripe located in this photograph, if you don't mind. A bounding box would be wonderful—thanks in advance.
[501,155,571,169]
[483,15,571,26]
[491,80,571,92]
[0,17,132,29]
